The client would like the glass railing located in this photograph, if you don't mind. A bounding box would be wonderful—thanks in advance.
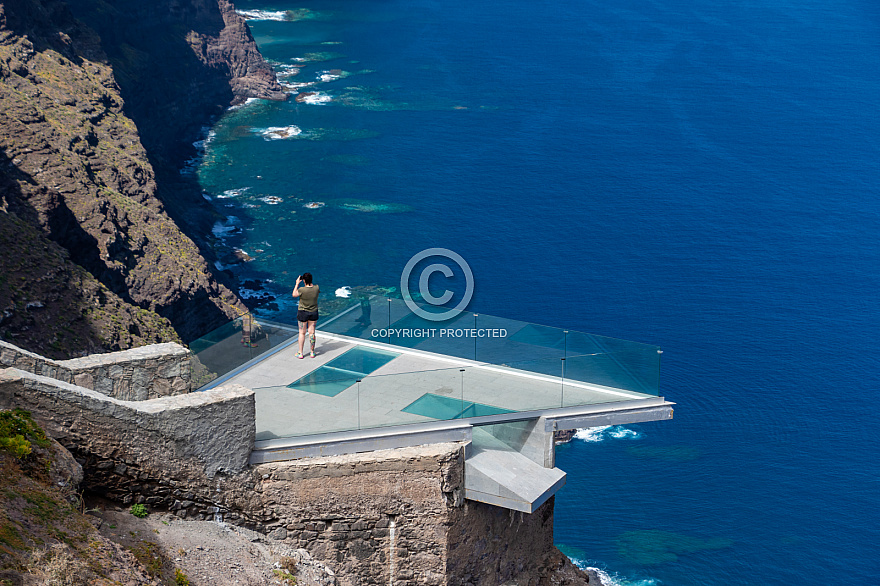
[189,297,661,430]
[189,311,298,388]
[250,352,657,441]
[316,296,661,394]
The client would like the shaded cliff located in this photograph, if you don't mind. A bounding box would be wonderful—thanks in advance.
[0,0,285,357]
[65,0,286,231]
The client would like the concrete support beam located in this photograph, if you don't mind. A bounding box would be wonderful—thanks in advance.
[543,399,674,433]
[250,422,473,464]
[464,448,566,513]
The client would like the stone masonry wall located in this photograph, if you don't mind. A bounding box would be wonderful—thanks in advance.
[0,368,252,478]
[0,340,192,399]
[250,445,464,585]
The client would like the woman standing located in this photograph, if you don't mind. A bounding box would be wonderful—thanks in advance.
[292,272,319,358]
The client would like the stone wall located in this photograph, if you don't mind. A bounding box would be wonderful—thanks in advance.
[0,368,252,479]
[0,340,192,399]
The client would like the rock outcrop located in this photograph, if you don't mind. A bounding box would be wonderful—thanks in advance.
[0,0,286,358]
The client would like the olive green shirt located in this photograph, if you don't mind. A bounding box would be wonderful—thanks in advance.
[298,284,319,312]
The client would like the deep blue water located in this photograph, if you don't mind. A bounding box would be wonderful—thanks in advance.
[198,0,880,583]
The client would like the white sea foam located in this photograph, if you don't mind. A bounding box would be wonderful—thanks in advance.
[574,425,642,442]
[235,9,289,21]
[260,196,283,205]
[259,126,302,140]
[573,426,611,442]
[586,567,659,586]
[211,216,240,239]
[227,97,262,111]
[303,201,325,209]
[218,187,251,199]
[568,560,658,586]
[180,149,203,175]
[299,92,332,105]
[283,81,316,92]
[608,426,641,440]
[335,286,352,298]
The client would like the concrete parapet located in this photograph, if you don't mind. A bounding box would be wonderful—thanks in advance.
[0,368,254,478]
[0,340,192,399]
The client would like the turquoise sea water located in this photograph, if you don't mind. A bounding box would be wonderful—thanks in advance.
[198,0,880,583]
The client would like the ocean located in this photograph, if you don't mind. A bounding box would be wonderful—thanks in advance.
[197,0,880,583]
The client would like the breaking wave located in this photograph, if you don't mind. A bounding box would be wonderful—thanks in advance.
[236,8,321,21]
[258,126,303,140]
[296,91,333,105]
[574,425,642,442]
[218,187,251,199]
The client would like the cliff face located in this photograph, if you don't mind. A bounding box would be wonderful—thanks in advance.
[65,0,286,231]
[0,0,285,357]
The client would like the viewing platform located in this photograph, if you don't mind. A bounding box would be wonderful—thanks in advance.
[191,297,674,513]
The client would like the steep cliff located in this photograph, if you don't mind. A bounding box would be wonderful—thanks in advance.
[0,0,285,357]
[65,0,286,231]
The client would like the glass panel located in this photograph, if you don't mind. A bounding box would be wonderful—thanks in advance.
[190,312,297,388]
[286,368,361,398]
[354,366,465,430]
[253,382,361,440]
[318,296,388,340]
[285,347,400,397]
[323,346,400,375]
[476,314,567,364]
[196,298,663,439]
[560,353,659,408]
[563,331,661,394]
[463,357,564,413]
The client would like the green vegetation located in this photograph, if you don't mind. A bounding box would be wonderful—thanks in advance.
[0,521,25,550]
[0,409,50,459]
[129,540,164,576]
[273,568,297,584]
[175,568,191,586]
[129,503,148,518]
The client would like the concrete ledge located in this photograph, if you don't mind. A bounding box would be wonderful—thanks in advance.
[251,421,472,463]
[0,340,192,399]
[542,398,675,432]
[465,448,566,513]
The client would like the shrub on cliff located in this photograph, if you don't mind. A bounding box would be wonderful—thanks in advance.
[0,409,50,459]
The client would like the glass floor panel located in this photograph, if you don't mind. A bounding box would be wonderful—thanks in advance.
[287,346,400,397]
[401,393,514,420]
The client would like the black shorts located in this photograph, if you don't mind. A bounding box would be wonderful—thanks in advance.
[297,310,319,323]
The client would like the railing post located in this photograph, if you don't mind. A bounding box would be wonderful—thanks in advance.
[357,379,362,430]
[460,368,466,417]
[473,313,478,361]
[560,357,566,407]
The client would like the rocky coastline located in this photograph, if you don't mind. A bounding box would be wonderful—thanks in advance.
[0,0,287,358]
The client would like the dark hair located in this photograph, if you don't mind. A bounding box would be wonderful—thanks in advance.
[302,272,313,285]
